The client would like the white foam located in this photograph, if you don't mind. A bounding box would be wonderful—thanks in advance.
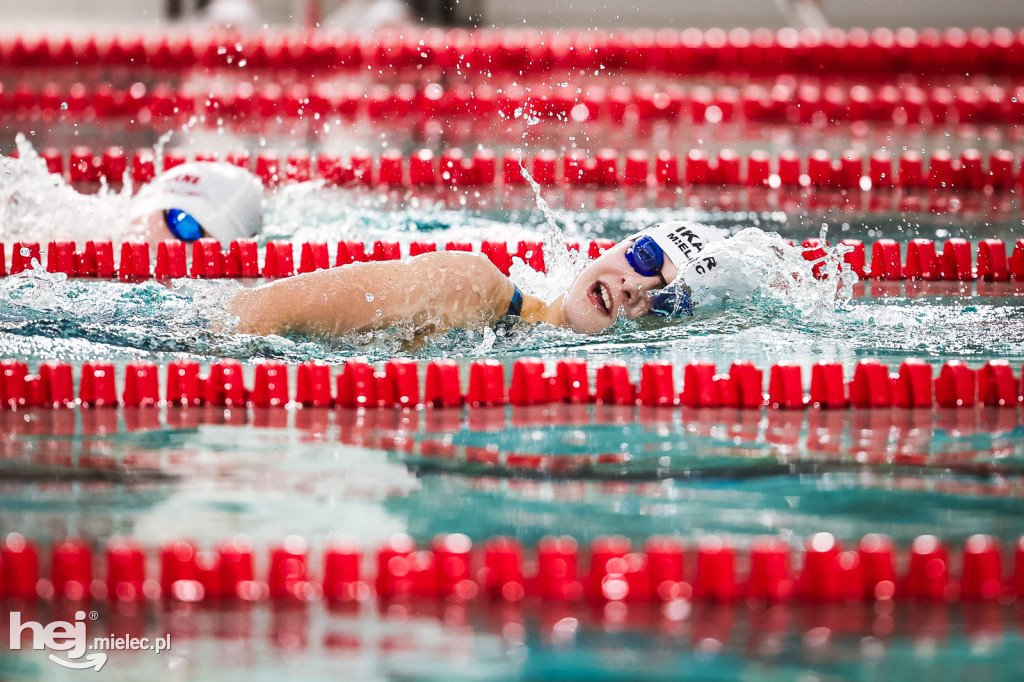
[679,226,857,322]
[0,134,140,244]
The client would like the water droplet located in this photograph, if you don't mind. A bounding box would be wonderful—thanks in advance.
[365,293,374,302]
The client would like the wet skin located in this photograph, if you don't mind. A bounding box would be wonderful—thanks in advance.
[557,239,679,334]
[227,240,676,338]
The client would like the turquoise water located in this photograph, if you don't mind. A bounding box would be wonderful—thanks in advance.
[5,406,1022,547]
[2,148,1024,679]
[1,404,1024,681]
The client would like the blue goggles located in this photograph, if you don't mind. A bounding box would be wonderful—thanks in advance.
[625,235,694,318]
[164,209,204,242]
[624,235,667,286]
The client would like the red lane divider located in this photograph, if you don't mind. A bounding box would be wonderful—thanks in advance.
[24,145,1024,193]
[1,357,1021,411]
[5,530,1024,604]
[5,80,1024,128]
[2,27,1023,75]
[7,236,1024,282]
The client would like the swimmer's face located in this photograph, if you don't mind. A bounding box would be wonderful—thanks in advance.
[561,240,678,334]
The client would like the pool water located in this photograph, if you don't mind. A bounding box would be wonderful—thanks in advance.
[0,142,1023,679]
[3,27,1024,674]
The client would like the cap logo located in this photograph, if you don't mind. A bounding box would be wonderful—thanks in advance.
[664,224,707,260]
[691,255,717,276]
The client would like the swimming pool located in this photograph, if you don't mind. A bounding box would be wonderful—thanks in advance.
[2,27,1024,681]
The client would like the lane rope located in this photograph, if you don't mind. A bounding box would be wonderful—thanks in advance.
[16,145,1024,193]
[0,531,1017,605]
[4,80,1022,127]
[0,357,1019,411]
[2,27,1022,76]
[3,236,1023,282]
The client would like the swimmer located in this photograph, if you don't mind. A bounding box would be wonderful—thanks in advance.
[128,162,263,245]
[127,162,727,338]
[228,221,725,338]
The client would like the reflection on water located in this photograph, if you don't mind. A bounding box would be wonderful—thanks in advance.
[2,599,1022,682]
[1,405,1023,549]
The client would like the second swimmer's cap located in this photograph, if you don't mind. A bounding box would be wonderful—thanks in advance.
[129,162,263,242]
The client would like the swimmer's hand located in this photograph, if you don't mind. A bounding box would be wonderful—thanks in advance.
[228,251,517,337]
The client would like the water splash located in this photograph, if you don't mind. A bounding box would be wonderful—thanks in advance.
[511,152,583,300]
[0,135,137,244]
[0,263,240,352]
[686,225,858,323]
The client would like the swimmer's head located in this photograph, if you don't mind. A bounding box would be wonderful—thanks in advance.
[129,162,263,243]
[560,221,727,334]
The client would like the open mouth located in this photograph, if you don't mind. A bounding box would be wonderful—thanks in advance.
[589,281,613,316]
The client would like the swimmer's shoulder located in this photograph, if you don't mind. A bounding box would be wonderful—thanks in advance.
[408,248,499,272]
[406,251,561,326]
[408,249,514,312]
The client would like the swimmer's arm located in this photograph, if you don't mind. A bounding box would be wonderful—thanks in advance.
[227,251,516,336]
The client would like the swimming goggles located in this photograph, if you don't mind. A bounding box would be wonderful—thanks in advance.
[624,235,694,318]
[164,208,204,242]
[624,235,667,286]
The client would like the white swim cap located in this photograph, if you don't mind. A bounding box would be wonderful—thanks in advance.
[633,221,728,290]
[130,162,263,242]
